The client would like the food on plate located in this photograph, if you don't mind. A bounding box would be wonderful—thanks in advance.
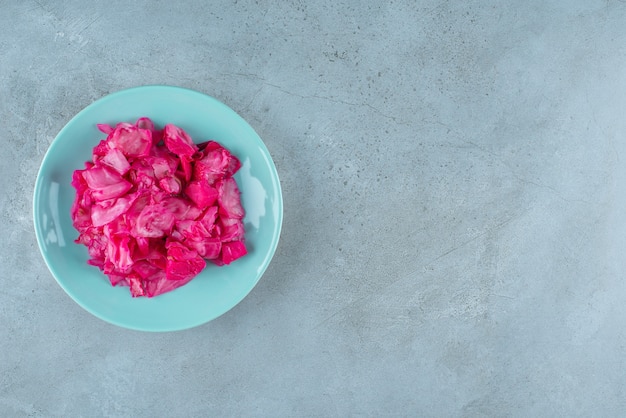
[70,117,247,297]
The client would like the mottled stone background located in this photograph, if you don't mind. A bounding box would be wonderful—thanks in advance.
[2,0,626,416]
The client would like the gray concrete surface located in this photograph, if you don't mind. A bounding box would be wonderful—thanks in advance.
[2,0,626,416]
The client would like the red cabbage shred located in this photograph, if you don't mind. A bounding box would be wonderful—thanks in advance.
[71,118,247,297]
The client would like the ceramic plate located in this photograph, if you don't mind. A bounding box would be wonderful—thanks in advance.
[33,85,283,331]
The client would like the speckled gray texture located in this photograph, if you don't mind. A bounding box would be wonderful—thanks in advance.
[3,0,626,416]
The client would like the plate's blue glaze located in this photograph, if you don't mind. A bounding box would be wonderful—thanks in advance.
[33,86,283,332]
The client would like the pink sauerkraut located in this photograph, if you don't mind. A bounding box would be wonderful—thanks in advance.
[70,117,247,297]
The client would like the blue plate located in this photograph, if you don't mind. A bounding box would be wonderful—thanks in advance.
[33,86,283,331]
